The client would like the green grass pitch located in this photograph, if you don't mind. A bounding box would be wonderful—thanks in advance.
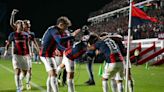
[0,59,164,92]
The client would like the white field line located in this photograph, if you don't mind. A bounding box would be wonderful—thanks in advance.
[0,64,46,92]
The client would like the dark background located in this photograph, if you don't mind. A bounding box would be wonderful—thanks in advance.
[0,0,111,38]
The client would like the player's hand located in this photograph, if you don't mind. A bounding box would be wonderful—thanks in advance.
[55,49,61,56]
[95,50,100,56]
[71,29,81,37]
[11,9,19,15]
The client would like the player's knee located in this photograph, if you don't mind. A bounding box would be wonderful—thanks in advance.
[102,77,108,81]
[15,68,21,75]
[116,80,122,83]
[67,72,74,79]
[60,63,65,68]
[48,70,57,77]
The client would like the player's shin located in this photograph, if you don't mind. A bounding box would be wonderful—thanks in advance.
[26,72,31,83]
[67,78,75,92]
[110,79,117,92]
[128,80,134,92]
[47,76,52,92]
[117,81,123,92]
[50,76,59,92]
[15,74,20,90]
[19,72,25,90]
[102,79,109,92]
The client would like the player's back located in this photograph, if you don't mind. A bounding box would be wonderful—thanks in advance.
[40,26,59,57]
[96,37,123,63]
[65,41,87,60]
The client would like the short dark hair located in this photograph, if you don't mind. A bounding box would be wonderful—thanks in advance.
[88,34,99,45]
[100,32,108,37]
[56,16,72,27]
[82,25,90,35]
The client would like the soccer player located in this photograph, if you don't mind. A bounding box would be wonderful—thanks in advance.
[87,34,124,92]
[81,25,96,85]
[10,9,40,90]
[19,19,40,90]
[57,34,90,92]
[101,32,134,92]
[39,16,80,92]
[83,50,96,85]
[4,20,30,92]
[55,29,72,86]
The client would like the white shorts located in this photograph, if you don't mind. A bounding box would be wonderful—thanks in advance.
[27,55,32,69]
[12,54,29,70]
[55,56,63,66]
[114,72,123,80]
[40,56,57,72]
[62,54,74,72]
[102,62,124,79]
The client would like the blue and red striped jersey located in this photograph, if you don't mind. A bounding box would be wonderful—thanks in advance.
[6,31,30,55]
[65,41,87,61]
[94,37,124,63]
[40,26,74,57]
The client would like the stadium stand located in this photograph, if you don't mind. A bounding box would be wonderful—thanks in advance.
[88,0,164,40]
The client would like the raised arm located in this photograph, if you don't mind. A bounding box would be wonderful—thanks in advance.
[10,9,19,30]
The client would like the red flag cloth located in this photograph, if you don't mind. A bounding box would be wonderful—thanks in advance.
[132,5,158,23]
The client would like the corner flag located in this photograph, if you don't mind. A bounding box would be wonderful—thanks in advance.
[132,3,158,26]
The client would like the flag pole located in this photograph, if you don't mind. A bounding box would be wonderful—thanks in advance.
[125,0,133,92]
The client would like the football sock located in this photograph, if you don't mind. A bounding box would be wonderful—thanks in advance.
[47,76,51,92]
[15,74,20,89]
[102,80,108,92]
[67,79,75,92]
[110,79,117,92]
[128,80,134,92]
[26,72,31,84]
[50,76,58,92]
[117,82,123,92]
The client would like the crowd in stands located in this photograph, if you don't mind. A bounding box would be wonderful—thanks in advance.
[89,0,144,17]
[89,0,164,40]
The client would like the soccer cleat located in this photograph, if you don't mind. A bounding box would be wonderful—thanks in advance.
[62,82,67,86]
[26,84,31,90]
[84,80,90,84]
[16,89,22,92]
[86,80,95,85]
[20,85,24,91]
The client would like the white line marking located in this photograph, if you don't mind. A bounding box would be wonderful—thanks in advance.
[0,64,46,92]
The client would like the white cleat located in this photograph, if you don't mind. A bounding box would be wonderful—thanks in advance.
[16,89,22,92]
[20,85,24,91]
[26,84,31,90]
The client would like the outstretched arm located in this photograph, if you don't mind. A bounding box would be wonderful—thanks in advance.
[4,40,10,56]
